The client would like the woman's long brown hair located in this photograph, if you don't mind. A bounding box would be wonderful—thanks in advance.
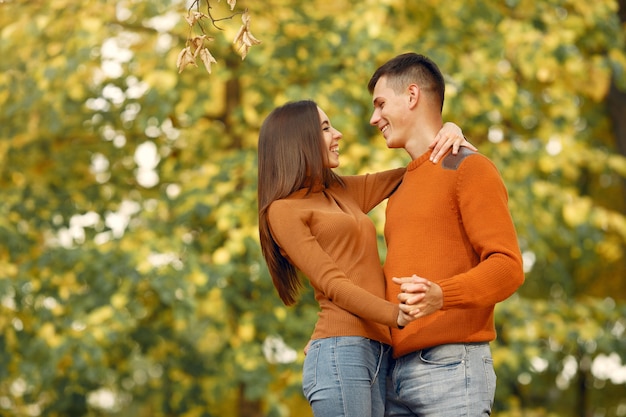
[257,100,343,305]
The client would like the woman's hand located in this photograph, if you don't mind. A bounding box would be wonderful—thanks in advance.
[429,122,477,163]
[396,308,415,328]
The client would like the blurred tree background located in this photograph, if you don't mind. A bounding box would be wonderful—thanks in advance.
[1,0,626,416]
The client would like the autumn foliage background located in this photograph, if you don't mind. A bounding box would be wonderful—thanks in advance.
[1,0,626,416]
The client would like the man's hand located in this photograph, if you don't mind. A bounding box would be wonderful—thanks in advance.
[393,275,443,318]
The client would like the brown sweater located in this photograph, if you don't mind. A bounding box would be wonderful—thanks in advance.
[384,148,524,358]
[267,168,406,345]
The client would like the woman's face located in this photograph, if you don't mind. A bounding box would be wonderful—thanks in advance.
[317,107,342,168]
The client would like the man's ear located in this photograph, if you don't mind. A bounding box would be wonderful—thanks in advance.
[407,84,420,109]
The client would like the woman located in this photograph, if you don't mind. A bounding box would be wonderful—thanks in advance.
[257,100,469,417]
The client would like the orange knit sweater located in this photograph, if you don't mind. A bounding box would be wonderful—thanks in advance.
[268,168,406,345]
[384,148,524,358]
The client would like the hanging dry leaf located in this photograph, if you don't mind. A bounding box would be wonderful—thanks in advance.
[199,48,217,73]
[176,47,197,73]
[185,11,206,27]
[190,35,208,57]
[233,10,261,60]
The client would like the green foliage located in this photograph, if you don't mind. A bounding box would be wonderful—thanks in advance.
[1,0,625,416]
[493,295,626,416]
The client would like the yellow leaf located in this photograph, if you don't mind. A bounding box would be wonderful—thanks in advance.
[67,83,86,101]
[212,247,231,265]
[238,322,255,342]
[38,323,62,348]
[189,270,207,286]
[235,350,260,371]
[145,70,178,91]
[111,293,128,309]
[86,305,114,326]
[562,197,592,227]
[274,306,287,321]
[584,56,611,102]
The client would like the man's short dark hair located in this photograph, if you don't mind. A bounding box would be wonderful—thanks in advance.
[368,53,445,111]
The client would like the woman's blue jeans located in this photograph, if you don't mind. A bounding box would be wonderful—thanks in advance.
[303,336,391,417]
[385,342,496,417]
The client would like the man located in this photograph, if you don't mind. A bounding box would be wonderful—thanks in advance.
[368,52,525,416]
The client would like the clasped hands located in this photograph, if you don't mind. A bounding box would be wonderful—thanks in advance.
[395,274,443,328]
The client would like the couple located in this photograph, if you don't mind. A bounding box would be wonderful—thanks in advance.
[258,53,525,417]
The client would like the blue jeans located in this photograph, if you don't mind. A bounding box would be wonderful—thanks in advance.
[385,343,496,417]
[303,337,391,417]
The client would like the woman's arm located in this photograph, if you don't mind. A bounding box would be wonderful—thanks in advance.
[341,167,405,213]
[267,200,404,328]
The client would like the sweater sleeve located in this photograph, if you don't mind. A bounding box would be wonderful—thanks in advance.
[438,154,525,309]
[342,168,405,213]
[267,200,400,328]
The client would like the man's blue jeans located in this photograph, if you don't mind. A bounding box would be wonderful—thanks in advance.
[385,343,496,417]
[303,336,391,417]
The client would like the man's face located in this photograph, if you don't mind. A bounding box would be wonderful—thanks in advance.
[369,76,410,149]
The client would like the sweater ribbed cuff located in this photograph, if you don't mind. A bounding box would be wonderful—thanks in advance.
[438,278,464,309]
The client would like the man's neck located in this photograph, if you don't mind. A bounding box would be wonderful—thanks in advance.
[404,123,442,160]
